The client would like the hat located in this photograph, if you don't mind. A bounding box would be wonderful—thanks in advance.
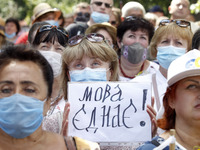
[32,3,61,24]
[167,49,200,86]
[149,5,164,13]
[85,22,116,35]
[0,17,5,36]
[121,1,146,18]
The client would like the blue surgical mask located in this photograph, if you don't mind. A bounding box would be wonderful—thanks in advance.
[0,94,45,138]
[69,67,107,82]
[157,45,186,69]
[5,32,16,39]
[44,20,59,27]
[91,11,109,23]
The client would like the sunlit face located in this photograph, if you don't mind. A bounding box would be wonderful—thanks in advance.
[109,12,117,27]
[37,41,65,54]
[0,61,48,100]
[157,35,188,48]
[120,29,149,48]
[90,0,113,14]
[126,9,143,18]
[169,0,189,19]
[170,76,200,122]
[68,55,111,80]
[5,22,17,35]
[97,29,113,47]
[64,17,74,27]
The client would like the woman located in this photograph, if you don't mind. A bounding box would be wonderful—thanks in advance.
[31,25,69,133]
[61,33,157,150]
[137,49,200,150]
[61,33,119,100]
[117,16,158,81]
[0,45,67,149]
[0,45,100,150]
[149,19,193,113]
[85,22,118,52]
[32,24,68,54]
[5,18,20,44]
[192,28,200,50]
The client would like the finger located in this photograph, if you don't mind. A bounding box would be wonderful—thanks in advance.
[62,120,69,136]
[62,103,70,127]
[147,104,156,118]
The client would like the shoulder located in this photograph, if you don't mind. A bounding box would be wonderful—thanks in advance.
[136,136,165,150]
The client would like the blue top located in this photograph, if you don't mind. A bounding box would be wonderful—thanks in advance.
[136,136,182,150]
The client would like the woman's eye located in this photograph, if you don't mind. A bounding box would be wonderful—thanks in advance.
[41,46,49,50]
[75,63,83,69]
[24,88,36,93]
[186,84,198,90]
[128,35,135,38]
[176,41,182,45]
[161,40,168,44]
[92,62,100,67]
[1,88,12,94]
[56,48,63,52]
[141,36,147,40]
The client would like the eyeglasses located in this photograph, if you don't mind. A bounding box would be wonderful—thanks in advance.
[93,1,112,8]
[38,25,69,37]
[159,19,191,29]
[68,33,105,46]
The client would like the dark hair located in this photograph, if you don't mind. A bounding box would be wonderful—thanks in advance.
[0,45,53,97]
[192,28,200,49]
[5,18,20,34]
[32,26,68,47]
[117,17,154,43]
[28,22,50,44]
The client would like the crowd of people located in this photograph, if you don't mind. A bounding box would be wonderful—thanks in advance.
[0,0,200,149]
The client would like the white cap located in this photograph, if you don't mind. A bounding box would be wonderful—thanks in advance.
[39,50,62,77]
[167,49,200,86]
[121,1,146,18]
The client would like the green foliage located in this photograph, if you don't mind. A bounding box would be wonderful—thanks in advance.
[0,0,199,24]
[191,0,200,14]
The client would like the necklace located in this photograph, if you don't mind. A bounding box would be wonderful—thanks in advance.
[119,59,144,79]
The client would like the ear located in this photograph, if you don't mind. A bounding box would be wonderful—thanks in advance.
[168,97,175,109]
[117,37,122,49]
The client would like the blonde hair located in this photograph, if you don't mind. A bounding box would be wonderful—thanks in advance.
[61,38,119,99]
[149,22,193,58]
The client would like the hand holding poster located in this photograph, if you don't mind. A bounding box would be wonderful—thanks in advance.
[68,81,151,142]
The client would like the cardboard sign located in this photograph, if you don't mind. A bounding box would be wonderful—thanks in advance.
[68,81,151,142]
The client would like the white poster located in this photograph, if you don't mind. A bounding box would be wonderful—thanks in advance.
[68,81,152,142]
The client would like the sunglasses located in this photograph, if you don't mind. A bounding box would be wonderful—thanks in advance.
[93,1,112,8]
[125,16,147,23]
[38,25,69,37]
[110,21,116,25]
[159,19,191,29]
[77,12,90,18]
[68,33,105,46]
